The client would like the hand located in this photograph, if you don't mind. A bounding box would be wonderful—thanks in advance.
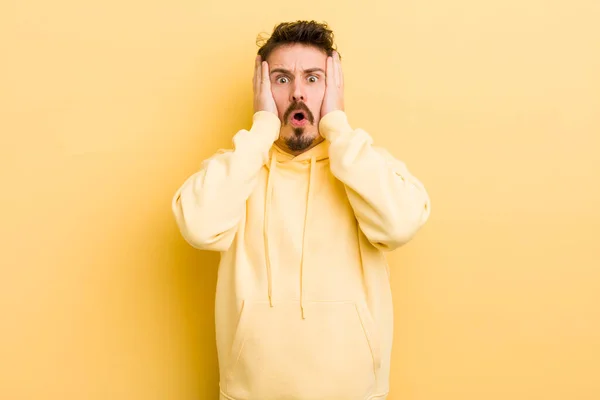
[320,51,345,117]
[253,55,278,116]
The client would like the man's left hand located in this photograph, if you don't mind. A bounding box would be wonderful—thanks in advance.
[320,51,345,118]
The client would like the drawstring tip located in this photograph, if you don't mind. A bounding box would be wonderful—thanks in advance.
[269,295,273,307]
[301,305,306,319]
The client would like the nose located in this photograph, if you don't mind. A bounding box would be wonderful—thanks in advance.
[291,81,306,102]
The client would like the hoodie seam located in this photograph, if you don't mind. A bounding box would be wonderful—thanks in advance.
[219,389,389,400]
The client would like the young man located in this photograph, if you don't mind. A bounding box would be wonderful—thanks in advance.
[173,20,431,400]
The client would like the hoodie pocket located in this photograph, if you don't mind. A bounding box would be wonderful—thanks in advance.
[224,300,381,400]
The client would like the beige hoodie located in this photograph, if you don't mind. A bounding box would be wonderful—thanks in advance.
[172,110,431,400]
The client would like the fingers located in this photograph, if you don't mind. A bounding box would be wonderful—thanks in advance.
[253,55,261,93]
[261,60,271,89]
[334,51,344,88]
[326,55,334,87]
[327,51,343,88]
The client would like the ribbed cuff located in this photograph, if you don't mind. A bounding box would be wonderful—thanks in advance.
[318,110,353,142]
[232,111,280,166]
[250,111,281,143]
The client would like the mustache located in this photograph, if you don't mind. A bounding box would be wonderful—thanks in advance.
[283,101,315,124]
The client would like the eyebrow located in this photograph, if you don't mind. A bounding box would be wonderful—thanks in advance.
[270,67,326,75]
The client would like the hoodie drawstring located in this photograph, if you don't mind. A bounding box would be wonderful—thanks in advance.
[264,155,277,307]
[263,153,316,319]
[299,156,316,319]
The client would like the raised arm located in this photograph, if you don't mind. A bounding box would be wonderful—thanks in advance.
[172,57,280,251]
[319,51,431,251]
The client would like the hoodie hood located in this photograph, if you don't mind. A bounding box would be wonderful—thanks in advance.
[268,139,330,164]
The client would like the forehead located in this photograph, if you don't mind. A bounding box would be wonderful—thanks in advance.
[267,43,328,70]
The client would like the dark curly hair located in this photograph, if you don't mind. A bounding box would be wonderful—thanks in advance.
[257,20,340,61]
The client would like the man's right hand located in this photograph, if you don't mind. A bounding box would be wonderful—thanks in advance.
[253,56,278,116]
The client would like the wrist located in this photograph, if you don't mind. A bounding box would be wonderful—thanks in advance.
[251,111,281,142]
[318,110,352,142]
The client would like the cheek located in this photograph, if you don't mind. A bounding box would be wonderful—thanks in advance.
[309,86,326,115]
[271,87,289,114]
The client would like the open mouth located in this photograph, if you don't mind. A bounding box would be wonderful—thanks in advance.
[291,111,307,125]
[293,111,305,120]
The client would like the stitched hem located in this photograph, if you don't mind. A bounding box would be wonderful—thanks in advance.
[219,389,235,400]
[368,392,389,400]
[220,389,389,400]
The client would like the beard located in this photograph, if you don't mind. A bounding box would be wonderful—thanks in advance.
[285,127,314,152]
[282,101,317,152]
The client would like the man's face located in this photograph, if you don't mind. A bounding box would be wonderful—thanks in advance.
[267,43,327,154]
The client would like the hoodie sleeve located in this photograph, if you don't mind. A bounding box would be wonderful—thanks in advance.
[172,111,280,252]
[319,110,431,252]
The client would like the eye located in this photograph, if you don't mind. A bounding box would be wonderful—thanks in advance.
[307,75,319,83]
[276,76,290,84]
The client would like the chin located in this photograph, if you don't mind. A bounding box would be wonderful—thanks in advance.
[282,127,318,152]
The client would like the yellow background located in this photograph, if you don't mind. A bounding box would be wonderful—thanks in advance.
[2,0,599,399]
